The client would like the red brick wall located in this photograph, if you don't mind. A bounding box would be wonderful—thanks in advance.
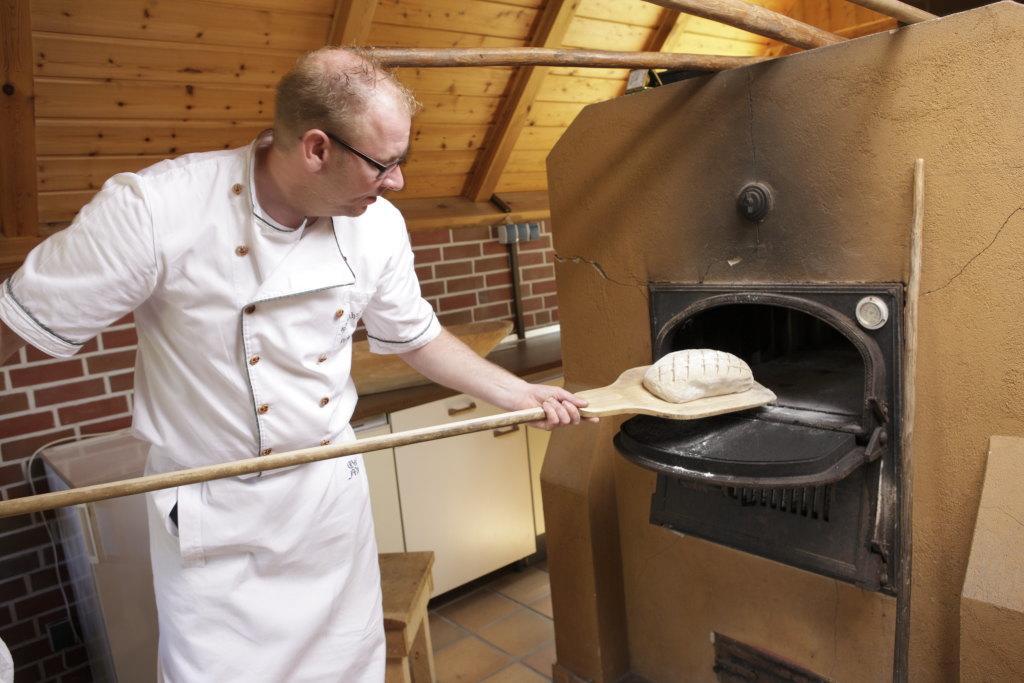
[409,221,559,330]
[0,224,558,681]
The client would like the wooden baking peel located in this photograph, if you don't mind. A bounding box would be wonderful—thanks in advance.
[0,366,775,519]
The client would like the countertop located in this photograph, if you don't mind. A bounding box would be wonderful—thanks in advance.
[352,329,563,422]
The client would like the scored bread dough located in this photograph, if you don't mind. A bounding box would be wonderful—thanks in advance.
[642,349,754,404]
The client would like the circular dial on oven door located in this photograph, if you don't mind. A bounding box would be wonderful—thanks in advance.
[855,296,889,330]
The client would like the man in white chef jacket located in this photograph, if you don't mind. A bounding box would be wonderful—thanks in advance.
[0,48,587,682]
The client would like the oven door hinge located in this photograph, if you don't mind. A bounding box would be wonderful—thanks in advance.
[863,426,887,463]
[868,397,889,425]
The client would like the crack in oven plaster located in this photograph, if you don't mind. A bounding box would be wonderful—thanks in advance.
[554,253,647,289]
[924,205,1023,296]
[984,504,1024,530]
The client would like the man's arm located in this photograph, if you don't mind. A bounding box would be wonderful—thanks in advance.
[398,328,590,430]
[0,320,27,365]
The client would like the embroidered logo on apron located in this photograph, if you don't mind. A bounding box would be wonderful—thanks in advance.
[347,460,360,479]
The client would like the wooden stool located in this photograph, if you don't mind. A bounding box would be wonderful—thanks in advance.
[380,551,436,683]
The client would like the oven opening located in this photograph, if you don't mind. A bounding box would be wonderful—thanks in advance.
[669,304,864,420]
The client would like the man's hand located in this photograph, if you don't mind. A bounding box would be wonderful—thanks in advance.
[508,382,597,431]
[398,328,597,431]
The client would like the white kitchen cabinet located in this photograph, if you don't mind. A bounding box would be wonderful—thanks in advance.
[391,394,537,596]
[355,416,406,554]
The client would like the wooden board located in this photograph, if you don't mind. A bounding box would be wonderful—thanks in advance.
[351,320,513,395]
[374,0,538,41]
[33,32,298,86]
[32,0,327,51]
[35,77,274,120]
[564,16,652,51]
[577,366,777,420]
[36,119,267,156]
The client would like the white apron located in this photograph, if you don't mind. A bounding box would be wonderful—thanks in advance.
[0,134,441,681]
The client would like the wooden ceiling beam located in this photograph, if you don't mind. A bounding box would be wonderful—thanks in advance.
[327,0,378,46]
[463,0,578,204]
[1,0,39,238]
[769,17,900,57]
[371,48,766,70]
[844,0,936,24]
[642,0,844,49]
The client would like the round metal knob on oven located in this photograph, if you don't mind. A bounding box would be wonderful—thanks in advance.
[855,296,889,330]
[736,182,773,223]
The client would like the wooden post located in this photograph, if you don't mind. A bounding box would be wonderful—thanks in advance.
[370,47,765,71]
[845,0,936,24]
[0,0,39,238]
[894,158,924,683]
[642,0,844,50]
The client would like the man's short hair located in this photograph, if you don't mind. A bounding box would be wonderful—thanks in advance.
[273,47,420,148]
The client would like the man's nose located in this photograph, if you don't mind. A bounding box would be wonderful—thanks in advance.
[381,165,404,192]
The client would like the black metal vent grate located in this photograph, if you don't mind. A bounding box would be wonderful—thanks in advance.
[724,485,833,521]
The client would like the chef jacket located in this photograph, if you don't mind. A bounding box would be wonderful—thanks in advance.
[0,132,440,475]
[0,132,441,681]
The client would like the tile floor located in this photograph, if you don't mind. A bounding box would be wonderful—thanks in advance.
[430,564,555,682]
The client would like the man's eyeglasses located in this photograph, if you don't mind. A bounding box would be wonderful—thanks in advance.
[321,130,402,180]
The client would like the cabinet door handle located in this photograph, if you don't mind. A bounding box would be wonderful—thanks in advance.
[492,424,521,438]
[447,401,477,416]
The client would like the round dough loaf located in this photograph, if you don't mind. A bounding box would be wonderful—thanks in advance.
[643,349,753,404]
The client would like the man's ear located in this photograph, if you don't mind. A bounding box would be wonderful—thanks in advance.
[300,130,330,171]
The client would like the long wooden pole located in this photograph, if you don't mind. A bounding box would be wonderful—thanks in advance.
[0,407,545,519]
[845,0,936,24]
[894,158,924,682]
[641,0,844,50]
[372,47,766,71]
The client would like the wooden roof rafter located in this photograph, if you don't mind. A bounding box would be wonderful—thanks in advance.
[327,0,378,46]
[462,0,579,204]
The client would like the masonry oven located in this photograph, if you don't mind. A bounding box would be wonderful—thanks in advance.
[614,283,903,593]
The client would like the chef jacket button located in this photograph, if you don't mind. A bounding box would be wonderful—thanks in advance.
[320,439,331,446]
[249,355,260,365]
[232,183,243,195]
[317,353,328,364]
[262,447,272,456]
[235,245,250,257]
[258,403,270,414]
[243,304,256,314]
[319,397,330,407]
[334,308,345,320]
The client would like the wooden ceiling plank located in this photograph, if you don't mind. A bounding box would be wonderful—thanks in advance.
[1,0,39,238]
[642,0,843,49]
[465,0,583,203]
[327,0,378,45]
